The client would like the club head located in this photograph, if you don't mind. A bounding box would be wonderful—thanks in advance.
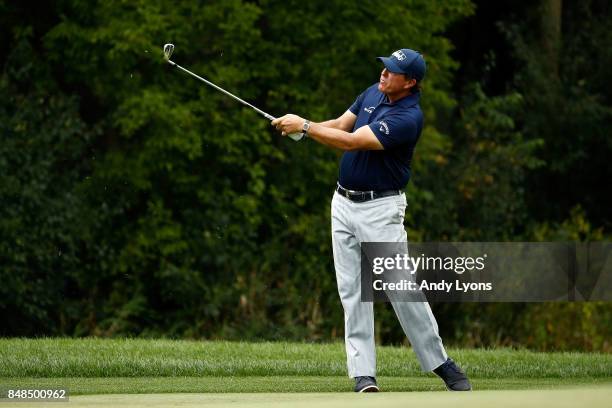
[163,43,175,61]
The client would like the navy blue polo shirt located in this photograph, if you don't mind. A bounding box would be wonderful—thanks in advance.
[338,83,423,191]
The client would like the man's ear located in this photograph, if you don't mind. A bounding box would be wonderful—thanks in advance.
[404,78,417,90]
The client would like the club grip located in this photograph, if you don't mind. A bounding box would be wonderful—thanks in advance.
[267,114,303,142]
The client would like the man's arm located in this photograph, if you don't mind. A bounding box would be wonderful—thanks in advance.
[307,122,383,151]
[271,114,383,151]
[318,110,358,132]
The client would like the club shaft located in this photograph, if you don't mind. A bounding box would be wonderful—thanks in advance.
[169,60,275,121]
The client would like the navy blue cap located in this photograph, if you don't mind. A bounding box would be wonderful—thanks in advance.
[377,49,426,81]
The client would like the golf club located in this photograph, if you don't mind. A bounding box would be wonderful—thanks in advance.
[163,43,303,141]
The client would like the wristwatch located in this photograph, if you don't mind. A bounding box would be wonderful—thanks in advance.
[301,120,311,138]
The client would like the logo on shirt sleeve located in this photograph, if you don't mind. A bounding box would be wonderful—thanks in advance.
[364,106,376,114]
[379,120,390,135]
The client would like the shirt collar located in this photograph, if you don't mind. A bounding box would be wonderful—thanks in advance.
[381,91,420,108]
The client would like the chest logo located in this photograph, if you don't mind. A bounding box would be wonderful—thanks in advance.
[379,120,390,135]
[364,106,375,114]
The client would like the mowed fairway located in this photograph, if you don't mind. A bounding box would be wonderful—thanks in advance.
[7,387,612,408]
[1,338,611,407]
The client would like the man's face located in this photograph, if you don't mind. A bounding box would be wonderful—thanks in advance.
[378,67,414,95]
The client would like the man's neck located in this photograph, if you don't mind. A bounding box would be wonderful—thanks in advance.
[385,89,412,104]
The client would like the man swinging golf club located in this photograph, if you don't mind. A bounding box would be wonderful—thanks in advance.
[272,49,472,393]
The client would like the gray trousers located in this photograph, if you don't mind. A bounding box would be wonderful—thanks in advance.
[331,191,447,377]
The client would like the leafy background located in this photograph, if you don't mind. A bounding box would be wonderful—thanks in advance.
[1,0,610,351]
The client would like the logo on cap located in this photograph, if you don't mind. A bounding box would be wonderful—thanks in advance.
[392,50,406,61]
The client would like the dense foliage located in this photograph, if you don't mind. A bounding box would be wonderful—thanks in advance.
[1,0,610,351]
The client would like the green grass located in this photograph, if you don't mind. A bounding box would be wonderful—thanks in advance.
[17,387,612,408]
[0,338,610,394]
[1,376,611,395]
[1,338,610,378]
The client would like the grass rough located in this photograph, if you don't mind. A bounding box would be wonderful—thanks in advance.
[1,338,610,379]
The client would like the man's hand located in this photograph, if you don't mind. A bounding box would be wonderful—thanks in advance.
[272,112,383,151]
[271,114,305,136]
